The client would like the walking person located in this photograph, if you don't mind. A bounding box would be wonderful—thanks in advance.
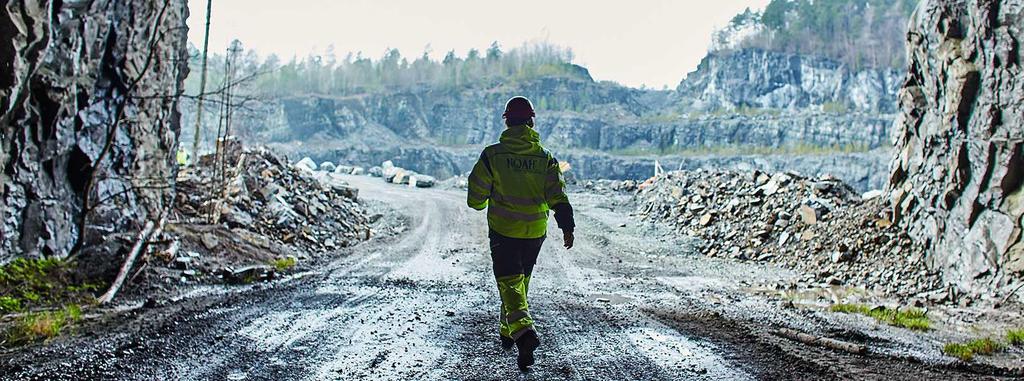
[467,96,576,371]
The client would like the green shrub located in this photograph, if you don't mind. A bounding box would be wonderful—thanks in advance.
[966,338,1004,354]
[0,258,98,315]
[943,342,974,361]
[271,257,297,271]
[0,296,22,313]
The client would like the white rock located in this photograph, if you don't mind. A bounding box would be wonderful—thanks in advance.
[296,157,317,171]
[778,231,791,246]
[861,189,884,201]
[760,180,781,196]
[771,172,793,185]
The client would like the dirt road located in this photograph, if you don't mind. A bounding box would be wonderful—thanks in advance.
[0,176,1007,380]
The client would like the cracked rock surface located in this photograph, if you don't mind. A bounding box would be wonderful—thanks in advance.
[888,0,1024,299]
[0,0,189,262]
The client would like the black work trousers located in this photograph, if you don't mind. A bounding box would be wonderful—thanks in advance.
[489,230,545,278]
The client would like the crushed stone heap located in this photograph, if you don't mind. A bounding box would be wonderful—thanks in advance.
[632,170,951,303]
[174,142,370,255]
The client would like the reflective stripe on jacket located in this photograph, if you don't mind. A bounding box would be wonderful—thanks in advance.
[467,125,570,239]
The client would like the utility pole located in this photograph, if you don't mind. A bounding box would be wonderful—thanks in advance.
[190,0,213,161]
[207,41,241,223]
[223,40,242,142]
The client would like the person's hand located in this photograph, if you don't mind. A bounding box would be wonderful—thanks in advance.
[563,230,574,249]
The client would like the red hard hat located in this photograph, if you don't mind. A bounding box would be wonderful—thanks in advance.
[503,96,535,119]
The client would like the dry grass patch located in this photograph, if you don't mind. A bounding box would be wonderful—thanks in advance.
[830,303,930,331]
[4,305,83,346]
[1006,329,1024,346]
[943,338,1004,362]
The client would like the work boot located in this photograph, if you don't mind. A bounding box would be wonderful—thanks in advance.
[515,330,540,371]
[500,335,515,351]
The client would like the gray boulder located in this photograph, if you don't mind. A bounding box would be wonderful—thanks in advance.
[410,175,436,188]
[368,166,384,177]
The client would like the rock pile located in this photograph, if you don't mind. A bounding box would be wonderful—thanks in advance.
[381,161,436,188]
[634,170,948,302]
[296,157,368,177]
[174,146,371,255]
[441,174,470,190]
[332,163,366,176]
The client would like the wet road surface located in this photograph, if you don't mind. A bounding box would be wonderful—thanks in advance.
[0,175,1006,380]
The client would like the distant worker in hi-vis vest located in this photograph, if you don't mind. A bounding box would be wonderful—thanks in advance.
[467,96,576,372]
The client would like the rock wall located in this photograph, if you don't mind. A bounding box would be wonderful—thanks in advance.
[889,0,1023,297]
[0,0,189,262]
[214,86,891,186]
[233,77,893,155]
[678,48,904,114]
[177,43,904,186]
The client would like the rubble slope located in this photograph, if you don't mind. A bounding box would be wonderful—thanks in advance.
[170,143,370,272]
[632,170,945,302]
[123,143,373,295]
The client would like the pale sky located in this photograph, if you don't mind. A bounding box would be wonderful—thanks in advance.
[186,0,770,89]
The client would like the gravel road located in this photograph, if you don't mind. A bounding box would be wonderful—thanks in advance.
[0,175,1010,380]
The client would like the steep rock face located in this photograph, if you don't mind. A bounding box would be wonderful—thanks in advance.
[235,82,891,182]
[889,0,1023,297]
[242,77,661,147]
[243,88,891,190]
[246,76,894,153]
[182,42,904,191]
[679,48,903,114]
[0,1,189,262]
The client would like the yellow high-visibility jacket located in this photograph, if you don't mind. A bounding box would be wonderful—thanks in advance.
[467,125,574,239]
